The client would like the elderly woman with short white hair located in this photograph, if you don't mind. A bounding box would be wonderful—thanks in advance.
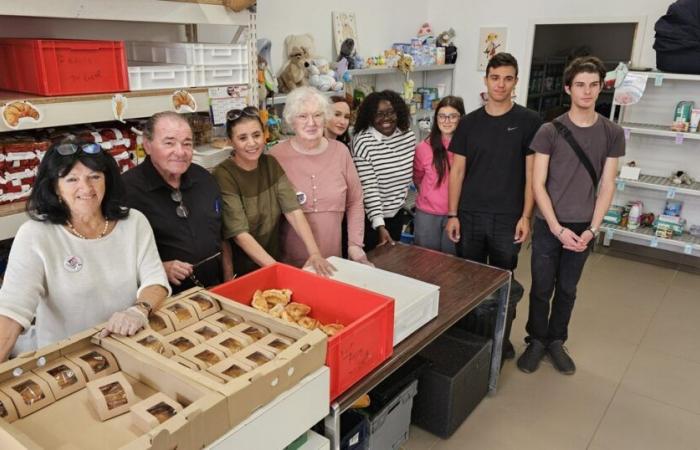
[269,86,370,266]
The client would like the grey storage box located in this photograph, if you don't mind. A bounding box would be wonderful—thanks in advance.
[364,379,418,450]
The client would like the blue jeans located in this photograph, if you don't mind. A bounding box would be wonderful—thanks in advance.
[526,218,591,344]
[414,209,456,255]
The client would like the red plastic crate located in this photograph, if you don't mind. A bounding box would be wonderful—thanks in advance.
[210,264,395,400]
[0,38,128,96]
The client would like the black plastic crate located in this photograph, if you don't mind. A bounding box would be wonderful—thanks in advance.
[340,410,369,450]
[411,330,492,438]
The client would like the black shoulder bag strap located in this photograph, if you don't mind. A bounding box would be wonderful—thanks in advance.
[552,120,598,189]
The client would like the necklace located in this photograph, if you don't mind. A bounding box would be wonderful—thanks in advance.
[67,219,110,240]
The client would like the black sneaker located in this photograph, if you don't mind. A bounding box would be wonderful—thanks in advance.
[502,339,515,360]
[516,339,546,373]
[548,340,576,375]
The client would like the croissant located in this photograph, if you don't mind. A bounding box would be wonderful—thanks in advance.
[285,302,311,321]
[3,101,40,127]
[320,323,345,337]
[251,290,269,312]
[297,316,319,330]
[269,303,285,318]
[263,289,292,305]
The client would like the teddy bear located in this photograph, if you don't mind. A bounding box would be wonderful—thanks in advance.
[337,38,357,70]
[308,59,343,92]
[277,46,310,94]
[222,0,256,12]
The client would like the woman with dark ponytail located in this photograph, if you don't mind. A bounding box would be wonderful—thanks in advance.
[412,95,465,253]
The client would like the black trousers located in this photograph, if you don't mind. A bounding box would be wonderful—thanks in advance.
[363,212,407,252]
[458,211,521,271]
[526,218,591,344]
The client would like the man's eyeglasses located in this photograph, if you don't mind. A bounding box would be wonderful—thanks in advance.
[226,106,260,123]
[171,189,189,219]
[55,142,103,156]
[375,110,397,120]
[437,113,460,122]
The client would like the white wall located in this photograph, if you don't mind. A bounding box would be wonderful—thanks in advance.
[427,0,669,109]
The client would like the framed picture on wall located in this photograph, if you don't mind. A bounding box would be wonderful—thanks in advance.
[332,11,358,58]
[478,27,508,71]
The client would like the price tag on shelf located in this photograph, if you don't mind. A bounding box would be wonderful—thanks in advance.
[684,244,693,255]
[624,127,631,141]
[675,133,684,145]
[654,74,664,86]
[617,180,626,191]
[650,237,659,248]
[667,188,677,199]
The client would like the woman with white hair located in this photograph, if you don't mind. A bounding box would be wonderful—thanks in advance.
[269,87,370,266]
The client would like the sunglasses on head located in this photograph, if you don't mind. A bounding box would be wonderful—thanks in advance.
[55,142,103,156]
[171,189,189,219]
[226,106,259,123]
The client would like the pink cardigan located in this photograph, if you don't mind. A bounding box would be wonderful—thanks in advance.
[413,137,453,215]
[270,139,364,266]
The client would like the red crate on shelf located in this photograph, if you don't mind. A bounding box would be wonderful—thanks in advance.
[210,263,395,401]
[0,38,129,96]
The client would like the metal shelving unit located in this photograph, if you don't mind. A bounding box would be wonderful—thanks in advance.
[600,223,700,256]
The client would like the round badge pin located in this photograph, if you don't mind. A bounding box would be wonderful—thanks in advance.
[296,191,307,205]
[63,255,83,273]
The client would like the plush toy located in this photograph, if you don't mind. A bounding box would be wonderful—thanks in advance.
[338,38,357,70]
[256,38,278,101]
[308,59,343,92]
[417,22,433,37]
[223,0,256,12]
[437,28,458,64]
[334,58,352,83]
[278,46,310,94]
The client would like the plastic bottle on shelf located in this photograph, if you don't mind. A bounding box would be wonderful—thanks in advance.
[627,203,641,230]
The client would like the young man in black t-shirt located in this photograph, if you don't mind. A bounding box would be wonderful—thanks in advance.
[446,53,542,359]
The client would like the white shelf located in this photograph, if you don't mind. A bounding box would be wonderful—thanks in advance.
[620,122,700,141]
[266,89,338,106]
[617,174,700,197]
[0,203,29,241]
[0,0,248,25]
[628,70,700,83]
[0,88,211,132]
[348,64,455,76]
[600,223,700,256]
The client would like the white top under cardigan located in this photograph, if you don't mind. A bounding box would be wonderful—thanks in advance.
[0,209,170,350]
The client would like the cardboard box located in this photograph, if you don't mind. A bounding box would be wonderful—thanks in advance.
[0,390,18,423]
[256,333,296,354]
[204,311,244,330]
[229,322,270,343]
[130,329,176,358]
[181,322,225,342]
[65,345,119,381]
[0,373,55,418]
[115,289,327,431]
[207,332,250,356]
[86,372,137,421]
[33,357,87,400]
[232,345,276,368]
[148,311,176,336]
[207,357,256,383]
[164,331,205,354]
[178,345,228,371]
[130,393,184,433]
[160,301,199,330]
[179,291,221,319]
[0,329,229,449]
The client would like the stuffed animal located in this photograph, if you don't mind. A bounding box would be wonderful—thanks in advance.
[223,0,256,12]
[338,38,357,70]
[334,58,352,83]
[437,28,456,47]
[256,38,278,100]
[308,59,343,91]
[278,46,310,94]
[417,22,433,37]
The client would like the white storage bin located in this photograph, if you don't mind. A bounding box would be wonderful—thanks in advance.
[127,63,192,91]
[126,41,248,66]
[320,256,440,346]
[191,65,249,87]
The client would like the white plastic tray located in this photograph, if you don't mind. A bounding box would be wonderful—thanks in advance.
[324,256,440,346]
[126,41,248,66]
[127,63,192,91]
[191,64,249,86]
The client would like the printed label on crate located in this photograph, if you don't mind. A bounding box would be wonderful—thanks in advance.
[172,90,197,113]
[1,101,42,130]
[111,94,128,123]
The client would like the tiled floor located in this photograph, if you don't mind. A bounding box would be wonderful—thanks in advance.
[403,248,700,450]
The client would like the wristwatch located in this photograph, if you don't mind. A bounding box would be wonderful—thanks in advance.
[134,301,153,317]
[587,226,598,237]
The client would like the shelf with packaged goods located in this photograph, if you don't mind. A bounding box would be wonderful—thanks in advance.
[600,223,700,256]
[0,88,212,132]
[0,0,248,26]
[616,174,700,197]
[619,122,700,142]
[348,64,455,76]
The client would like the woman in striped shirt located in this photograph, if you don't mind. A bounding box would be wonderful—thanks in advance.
[352,90,416,250]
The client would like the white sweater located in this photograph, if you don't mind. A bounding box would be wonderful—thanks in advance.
[0,210,169,350]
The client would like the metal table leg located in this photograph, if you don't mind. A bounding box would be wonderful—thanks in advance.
[324,402,341,450]
[488,276,511,394]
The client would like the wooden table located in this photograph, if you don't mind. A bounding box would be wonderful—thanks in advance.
[324,243,511,449]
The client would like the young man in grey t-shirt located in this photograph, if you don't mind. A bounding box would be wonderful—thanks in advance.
[517,56,625,375]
